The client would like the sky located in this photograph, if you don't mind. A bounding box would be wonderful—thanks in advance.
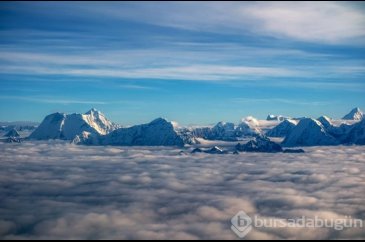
[0,1,364,126]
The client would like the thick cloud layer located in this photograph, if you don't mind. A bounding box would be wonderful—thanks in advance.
[0,141,364,239]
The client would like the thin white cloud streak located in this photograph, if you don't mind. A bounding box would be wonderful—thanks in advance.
[0,48,305,81]
[0,46,335,67]
[117,84,160,91]
[228,80,365,93]
[231,97,334,106]
[0,42,341,74]
[76,2,365,45]
[0,64,304,81]
[0,95,150,106]
[332,66,365,74]
[0,95,108,105]
[0,142,364,239]
[0,48,362,82]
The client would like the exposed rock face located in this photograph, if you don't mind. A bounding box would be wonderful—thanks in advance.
[236,136,283,153]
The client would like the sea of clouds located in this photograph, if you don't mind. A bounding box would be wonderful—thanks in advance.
[0,141,364,239]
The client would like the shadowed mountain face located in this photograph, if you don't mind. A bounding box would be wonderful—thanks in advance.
[95,118,185,147]
[236,136,283,153]
[343,118,365,145]
[266,119,297,137]
[4,128,20,138]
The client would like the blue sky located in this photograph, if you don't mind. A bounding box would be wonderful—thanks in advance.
[0,2,364,125]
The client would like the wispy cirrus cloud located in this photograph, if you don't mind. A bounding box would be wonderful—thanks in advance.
[239,2,365,44]
[0,45,362,82]
[231,97,335,106]
[0,95,108,105]
[117,84,161,91]
[0,64,304,81]
[70,2,365,45]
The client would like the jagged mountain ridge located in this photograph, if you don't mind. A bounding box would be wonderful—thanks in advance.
[20,107,365,147]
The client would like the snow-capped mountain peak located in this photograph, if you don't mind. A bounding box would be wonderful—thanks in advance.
[29,109,118,140]
[282,118,338,147]
[342,107,364,121]
[82,108,117,135]
[23,107,365,147]
[85,108,99,115]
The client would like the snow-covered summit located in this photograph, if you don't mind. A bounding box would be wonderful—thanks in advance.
[83,108,119,135]
[282,118,338,147]
[13,107,365,147]
[342,107,364,121]
[29,109,118,140]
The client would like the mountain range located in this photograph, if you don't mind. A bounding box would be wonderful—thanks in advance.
[3,107,364,147]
